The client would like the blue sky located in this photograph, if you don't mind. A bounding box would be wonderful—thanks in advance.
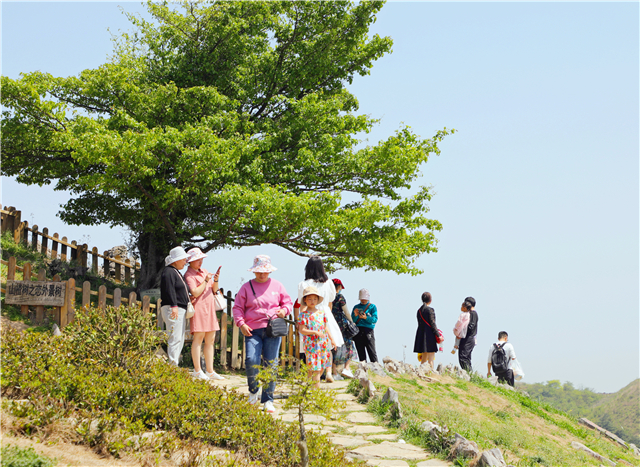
[2,1,638,393]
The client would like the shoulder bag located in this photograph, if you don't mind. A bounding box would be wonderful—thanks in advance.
[419,306,444,344]
[249,280,288,338]
[213,288,227,312]
[176,270,195,319]
[343,302,368,340]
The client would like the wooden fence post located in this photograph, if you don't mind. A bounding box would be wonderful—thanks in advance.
[113,288,122,308]
[114,255,122,282]
[66,278,76,325]
[12,210,22,243]
[21,262,31,317]
[128,291,137,308]
[61,237,68,262]
[219,311,228,369]
[19,221,29,245]
[52,274,61,325]
[51,233,59,259]
[7,256,16,281]
[142,295,150,314]
[35,268,47,324]
[31,225,38,251]
[80,244,88,268]
[91,247,99,274]
[98,285,107,310]
[231,322,240,369]
[41,227,49,257]
[124,259,131,284]
[156,299,163,329]
[103,251,110,278]
[82,281,91,308]
[70,240,77,261]
[294,306,300,371]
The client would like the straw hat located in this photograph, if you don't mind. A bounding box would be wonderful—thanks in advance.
[302,286,323,304]
[165,246,189,266]
[248,254,277,273]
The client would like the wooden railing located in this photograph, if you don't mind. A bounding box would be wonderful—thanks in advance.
[1,255,301,370]
[1,206,140,285]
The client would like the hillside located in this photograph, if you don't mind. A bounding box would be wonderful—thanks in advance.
[519,379,640,446]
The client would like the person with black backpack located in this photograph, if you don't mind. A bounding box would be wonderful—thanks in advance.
[487,331,517,386]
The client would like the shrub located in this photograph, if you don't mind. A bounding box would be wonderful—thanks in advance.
[0,445,56,467]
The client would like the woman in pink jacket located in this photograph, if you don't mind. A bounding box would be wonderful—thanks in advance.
[232,255,292,414]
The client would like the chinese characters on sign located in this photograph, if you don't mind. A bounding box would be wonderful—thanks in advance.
[5,280,66,307]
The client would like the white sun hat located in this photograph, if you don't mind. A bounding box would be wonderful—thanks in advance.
[248,255,277,273]
[165,246,189,266]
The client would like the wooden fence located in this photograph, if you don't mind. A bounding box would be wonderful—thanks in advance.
[1,255,301,370]
[1,206,140,285]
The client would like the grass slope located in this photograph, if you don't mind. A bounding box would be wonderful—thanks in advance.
[362,371,638,466]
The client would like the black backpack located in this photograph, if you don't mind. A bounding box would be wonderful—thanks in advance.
[491,343,509,374]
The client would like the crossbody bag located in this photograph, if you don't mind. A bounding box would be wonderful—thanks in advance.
[249,280,289,338]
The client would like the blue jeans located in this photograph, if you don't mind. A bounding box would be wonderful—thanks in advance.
[245,328,281,403]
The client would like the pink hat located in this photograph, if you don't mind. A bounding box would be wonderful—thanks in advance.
[248,255,277,273]
[187,247,207,263]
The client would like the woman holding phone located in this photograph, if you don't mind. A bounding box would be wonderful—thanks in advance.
[184,247,225,381]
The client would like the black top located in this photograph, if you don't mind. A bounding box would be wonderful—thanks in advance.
[413,304,439,353]
[465,309,478,338]
[160,266,190,308]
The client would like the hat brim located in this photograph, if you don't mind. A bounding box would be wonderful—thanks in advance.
[188,252,207,262]
[248,265,277,273]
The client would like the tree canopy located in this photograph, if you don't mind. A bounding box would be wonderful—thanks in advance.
[1,0,454,289]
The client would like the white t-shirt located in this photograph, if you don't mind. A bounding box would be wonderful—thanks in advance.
[487,341,516,365]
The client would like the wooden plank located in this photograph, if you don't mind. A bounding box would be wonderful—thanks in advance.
[7,256,16,281]
[294,306,300,371]
[70,240,77,261]
[41,227,49,256]
[19,221,29,245]
[80,244,88,268]
[142,295,150,314]
[156,299,163,330]
[280,334,287,368]
[98,285,107,310]
[103,251,110,278]
[35,269,47,324]
[113,288,122,308]
[241,338,246,370]
[219,311,228,368]
[82,281,91,308]
[21,262,31,317]
[51,233,59,259]
[288,321,294,367]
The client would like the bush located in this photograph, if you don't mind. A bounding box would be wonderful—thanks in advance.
[0,445,56,467]
[1,306,350,467]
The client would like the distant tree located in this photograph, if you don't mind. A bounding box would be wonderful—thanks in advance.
[1,1,453,290]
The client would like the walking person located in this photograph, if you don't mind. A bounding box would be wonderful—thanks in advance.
[160,246,190,366]
[352,288,379,363]
[299,286,337,388]
[184,247,224,381]
[413,292,439,368]
[297,256,343,382]
[233,255,292,414]
[330,278,357,379]
[458,296,478,372]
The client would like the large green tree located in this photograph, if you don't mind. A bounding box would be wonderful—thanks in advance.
[2,1,453,290]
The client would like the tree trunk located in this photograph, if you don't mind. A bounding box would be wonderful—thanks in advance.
[136,230,174,292]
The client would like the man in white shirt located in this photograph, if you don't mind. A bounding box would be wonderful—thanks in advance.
[487,331,516,386]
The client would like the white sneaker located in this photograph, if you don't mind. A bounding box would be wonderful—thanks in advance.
[341,368,354,379]
[206,371,225,380]
[248,392,260,405]
[263,401,276,414]
[193,370,210,381]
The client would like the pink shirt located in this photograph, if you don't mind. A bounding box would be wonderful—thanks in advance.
[232,278,292,330]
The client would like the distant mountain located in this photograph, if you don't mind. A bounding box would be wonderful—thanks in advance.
[518,379,640,446]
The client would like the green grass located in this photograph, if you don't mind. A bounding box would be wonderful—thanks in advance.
[0,445,57,467]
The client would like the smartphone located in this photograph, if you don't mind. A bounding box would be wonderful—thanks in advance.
[216,266,222,274]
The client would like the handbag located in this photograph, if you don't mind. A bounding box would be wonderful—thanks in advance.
[175,268,196,319]
[213,289,227,312]
[249,280,289,338]
[343,319,360,340]
[419,306,444,344]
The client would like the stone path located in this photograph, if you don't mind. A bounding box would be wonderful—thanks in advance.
[205,373,452,466]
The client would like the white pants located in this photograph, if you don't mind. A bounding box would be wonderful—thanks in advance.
[161,305,186,366]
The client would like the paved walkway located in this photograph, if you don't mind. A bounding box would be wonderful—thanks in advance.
[207,373,452,467]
